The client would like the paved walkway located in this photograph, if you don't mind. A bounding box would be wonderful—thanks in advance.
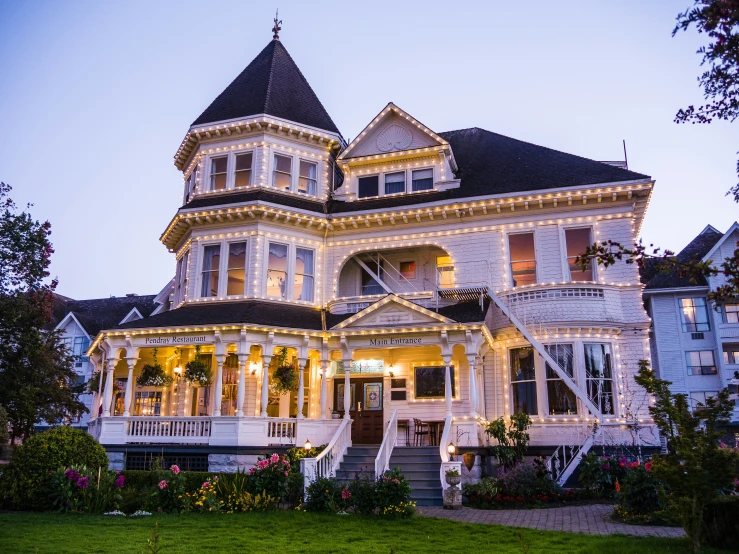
[421,504,685,538]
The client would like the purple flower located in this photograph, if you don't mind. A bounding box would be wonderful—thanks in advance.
[65,469,79,481]
[114,474,125,488]
[77,476,89,489]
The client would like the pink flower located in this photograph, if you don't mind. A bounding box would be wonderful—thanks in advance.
[341,488,351,500]
[284,471,289,477]
[257,459,269,470]
[202,481,210,489]
[270,453,280,464]
[644,462,653,473]
[158,480,168,490]
[171,465,180,475]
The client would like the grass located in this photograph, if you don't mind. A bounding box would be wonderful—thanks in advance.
[0,511,710,554]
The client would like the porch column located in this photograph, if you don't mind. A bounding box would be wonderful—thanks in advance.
[213,355,225,417]
[297,358,307,419]
[444,356,453,417]
[102,358,116,417]
[320,360,328,419]
[236,354,247,417]
[260,355,272,417]
[468,356,478,417]
[123,358,137,417]
[476,359,485,419]
[343,359,352,419]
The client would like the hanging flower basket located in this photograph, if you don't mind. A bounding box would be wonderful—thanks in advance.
[136,363,173,388]
[271,347,298,394]
[184,359,212,387]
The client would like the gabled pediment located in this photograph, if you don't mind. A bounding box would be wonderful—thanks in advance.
[333,295,454,329]
[339,103,450,162]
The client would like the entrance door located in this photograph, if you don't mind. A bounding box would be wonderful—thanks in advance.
[335,377,384,444]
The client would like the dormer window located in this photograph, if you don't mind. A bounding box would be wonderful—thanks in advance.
[234,153,253,188]
[273,154,292,191]
[299,161,317,195]
[412,169,433,191]
[385,172,405,195]
[358,176,379,199]
[210,157,228,191]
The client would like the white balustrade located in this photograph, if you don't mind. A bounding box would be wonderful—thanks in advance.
[126,417,211,444]
[374,408,398,478]
[301,418,352,494]
[438,414,462,491]
[266,419,297,443]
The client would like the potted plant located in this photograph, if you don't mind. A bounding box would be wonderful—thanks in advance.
[331,411,341,419]
[445,468,461,487]
[271,347,298,394]
[136,349,173,388]
[183,346,212,387]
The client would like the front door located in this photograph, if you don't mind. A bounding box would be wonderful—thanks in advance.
[335,377,384,444]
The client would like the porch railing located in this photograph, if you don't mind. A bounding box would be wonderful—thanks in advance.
[301,418,352,493]
[127,417,211,443]
[266,418,297,443]
[438,414,462,492]
[374,408,398,478]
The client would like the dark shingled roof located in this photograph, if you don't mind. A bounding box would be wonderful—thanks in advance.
[112,298,488,332]
[181,188,326,213]
[192,40,340,135]
[642,226,724,290]
[329,127,650,213]
[51,295,159,336]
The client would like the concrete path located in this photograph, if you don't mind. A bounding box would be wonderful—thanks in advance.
[420,504,685,538]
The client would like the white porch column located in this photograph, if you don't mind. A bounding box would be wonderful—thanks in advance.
[476,358,485,418]
[320,360,328,419]
[444,356,453,417]
[236,354,247,417]
[260,355,272,417]
[468,356,478,417]
[102,358,116,417]
[297,358,307,419]
[123,358,137,417]
[213,354,225,417]
[343,359,352,419]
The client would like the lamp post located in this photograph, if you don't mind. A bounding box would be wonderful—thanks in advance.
[304,439,312,452]
[447,442,456,461]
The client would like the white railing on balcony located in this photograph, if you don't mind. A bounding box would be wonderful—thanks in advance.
[301,418,352,492]
[127,417,211,443]
[374,409,398,478]
[266,419,297,443]
[87,419,101,440]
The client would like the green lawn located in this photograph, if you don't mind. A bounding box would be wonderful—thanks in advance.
[0,511,705,554]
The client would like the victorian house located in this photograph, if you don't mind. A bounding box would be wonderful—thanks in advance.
[85,29,659,500]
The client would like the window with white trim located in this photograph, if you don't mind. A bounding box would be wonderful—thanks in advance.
[234,152,253,188]
[686,350,716,375]
[564,227,594,281]
[294,247,315,302]
[510,347,538,415]
[544,344,577,415]
[200,244,221,297]
[358,175,379,199]
[584,343,614,414]
[680,298,710,332]
[226,242,247,296]
[411,168,433,191]
[690,391,718,411]
[384,172,405,195]
[723,348,739,364]
[209,157,228,191]
[399,261,416,279]
[509,233,536,287]
[176,250,189,304]
[272,154,292,191]
[267,242,288,299]
[723,303,739,323]
[298,160,317,195]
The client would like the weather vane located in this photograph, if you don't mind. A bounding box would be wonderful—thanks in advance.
[272,9,282,40]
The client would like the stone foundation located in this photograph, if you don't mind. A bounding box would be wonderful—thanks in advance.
[108,451,125,471]
[207,454,261,472]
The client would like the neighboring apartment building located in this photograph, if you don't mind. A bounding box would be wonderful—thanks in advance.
[642,223,739,444]
[82,28,660,492]
[49,292,164,427]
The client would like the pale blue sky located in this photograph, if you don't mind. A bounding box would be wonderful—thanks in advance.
[0,0,736,299]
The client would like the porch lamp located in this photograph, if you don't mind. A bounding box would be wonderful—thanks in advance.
[447,442,456,461]
[304,439,312,452]
[173,366,182,376]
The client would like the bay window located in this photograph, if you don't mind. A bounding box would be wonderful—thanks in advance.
[200,245,221,297]
[411,168,433,191]
[234,152,253,188]
[272,154,292,190]
[545,344,577,415]
[564,227,593,281]
[176,250,189,304]
[680,298,710,332]
[267,243,288,299]
[584,344,614,414]
[510,347,537,415]
[209,156,228,191]
[298,160,317,195]
[294,247,315,302]
[384,172,405,194]
[226,242,247,296]
[509,233,536,287]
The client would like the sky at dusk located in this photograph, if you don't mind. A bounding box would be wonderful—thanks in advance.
[0,0,737,300]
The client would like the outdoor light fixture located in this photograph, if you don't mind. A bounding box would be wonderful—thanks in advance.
[447,443,456,460]
[389,371,395,378]
[304,439,312,451]
[173,366,182,375]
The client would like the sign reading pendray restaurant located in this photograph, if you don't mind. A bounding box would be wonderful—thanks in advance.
[144,335,208,345]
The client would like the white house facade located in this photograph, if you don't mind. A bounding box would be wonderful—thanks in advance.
[643,223,739,445]
[84,31,660,498]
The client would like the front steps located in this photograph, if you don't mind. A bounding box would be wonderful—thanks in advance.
[333,445,443,506]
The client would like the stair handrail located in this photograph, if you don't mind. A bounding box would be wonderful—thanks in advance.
[438,414,462,491]
[547,425,603,485]
[374,408,398,478]
[300,417,352,494]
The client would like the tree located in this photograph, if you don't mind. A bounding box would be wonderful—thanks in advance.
[0,182,86,441]
[634,361,738,552]
[674,0,739,201]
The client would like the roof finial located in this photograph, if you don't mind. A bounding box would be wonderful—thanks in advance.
[272,9,282,40]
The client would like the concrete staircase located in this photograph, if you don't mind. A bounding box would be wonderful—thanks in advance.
[389,446,442,507]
